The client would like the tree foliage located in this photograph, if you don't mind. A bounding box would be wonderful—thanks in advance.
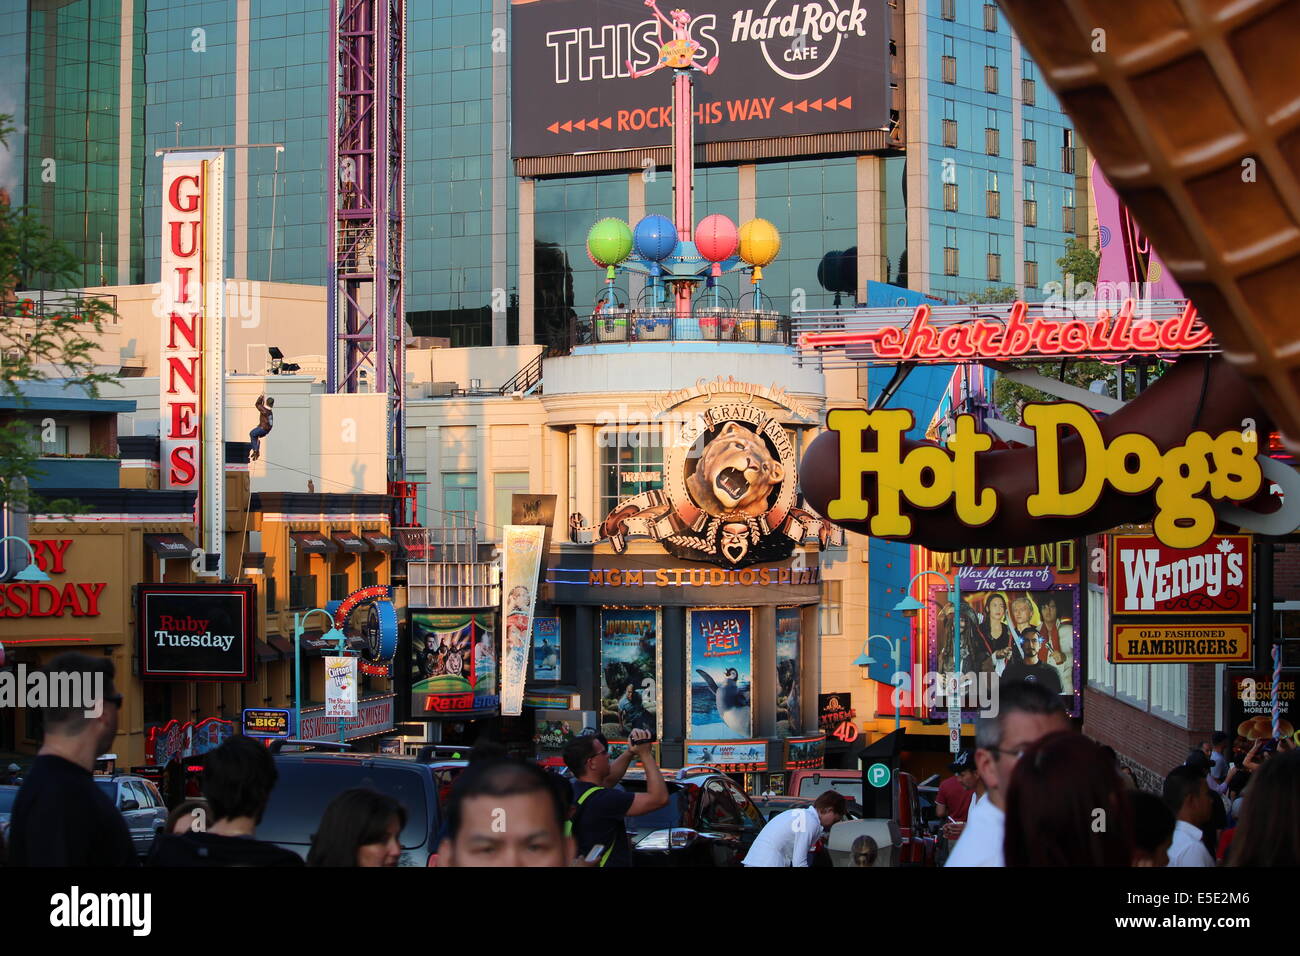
[1,115,117,513]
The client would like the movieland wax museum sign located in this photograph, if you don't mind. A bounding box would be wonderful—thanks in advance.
[160,152,225,576]
[510,0,890,157]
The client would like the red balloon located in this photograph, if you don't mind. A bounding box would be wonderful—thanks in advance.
[696,213,738,264]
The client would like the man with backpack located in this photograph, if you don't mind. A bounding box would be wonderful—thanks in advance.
[563,728,667,867]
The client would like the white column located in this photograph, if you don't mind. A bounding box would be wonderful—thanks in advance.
[628,172,646,307]
[548,426,569,544]
[857,155,886,299]
[738,164,757,224]
[575,423,596,527]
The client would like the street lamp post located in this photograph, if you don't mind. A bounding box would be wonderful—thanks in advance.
[0,536,51,582]
[894,569,962,753]
[853,634,906,733]
[293,608,348,742]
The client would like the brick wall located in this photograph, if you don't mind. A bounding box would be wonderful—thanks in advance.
[1083,664,1219,781]
[1275,543,1300,602]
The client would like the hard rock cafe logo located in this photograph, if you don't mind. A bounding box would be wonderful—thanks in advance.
[570,400,839,568]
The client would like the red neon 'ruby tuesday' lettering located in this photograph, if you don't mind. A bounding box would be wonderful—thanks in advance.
[801,300,1213,360]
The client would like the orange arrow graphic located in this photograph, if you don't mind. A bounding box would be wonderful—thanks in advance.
[575,119,587,131]
[840,96,852,109]
[781,101,794,113]
[796,99,808,112]
[810,98,823,111]
[561,120,572,132]
[601,116,612,129]
[547,122,559,134]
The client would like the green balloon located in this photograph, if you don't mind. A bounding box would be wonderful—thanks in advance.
[587,218,633,266]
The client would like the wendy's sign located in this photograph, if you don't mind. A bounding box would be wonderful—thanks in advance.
[1110,534,1252,616]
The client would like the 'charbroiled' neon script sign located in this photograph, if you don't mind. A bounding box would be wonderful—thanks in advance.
[800,299,1215,363]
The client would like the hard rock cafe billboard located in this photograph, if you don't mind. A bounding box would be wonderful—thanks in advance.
[570,377,839,567]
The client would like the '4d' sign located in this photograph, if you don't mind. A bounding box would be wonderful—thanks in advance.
[826,403,1261,549]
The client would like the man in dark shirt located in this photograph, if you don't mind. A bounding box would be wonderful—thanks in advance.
[148,735,302,867]
[563,728,667,867]
[1000,628,1063,696]
[8,652,136,866]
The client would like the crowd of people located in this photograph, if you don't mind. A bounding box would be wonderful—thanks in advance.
[941,681,1300,867]
[5,652,1298,869]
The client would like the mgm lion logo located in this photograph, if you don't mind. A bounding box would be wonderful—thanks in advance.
[686,421,784,518]
[570,402,839,567]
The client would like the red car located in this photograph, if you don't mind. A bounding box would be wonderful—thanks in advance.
[787,768,935,866]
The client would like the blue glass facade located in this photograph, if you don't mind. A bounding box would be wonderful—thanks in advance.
[11,1,1081,326]
[923,0,1077,301]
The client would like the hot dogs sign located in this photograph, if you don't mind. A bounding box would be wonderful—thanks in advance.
[811,402,1263,551]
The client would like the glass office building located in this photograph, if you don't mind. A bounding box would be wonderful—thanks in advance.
[6,1,1081,333]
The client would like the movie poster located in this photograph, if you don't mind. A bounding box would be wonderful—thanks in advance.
[599,608,662,740]
[532,617,561,681]
[776,607,803,737]
[410,612,499,718]
[501,525,546,715]
[688,608,753,739]
[928,580,1081,717]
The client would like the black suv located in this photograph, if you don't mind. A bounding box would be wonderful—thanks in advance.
[259,746,441,866]
[613,770,766,866]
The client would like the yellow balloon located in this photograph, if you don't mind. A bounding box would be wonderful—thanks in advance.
[738,218,781,267]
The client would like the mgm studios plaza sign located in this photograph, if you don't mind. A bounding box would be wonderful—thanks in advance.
[570,377,839,568]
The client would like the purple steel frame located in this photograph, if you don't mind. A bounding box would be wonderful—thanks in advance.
[328,0,406,481]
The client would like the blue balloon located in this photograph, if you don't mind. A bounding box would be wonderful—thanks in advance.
[633,215,679,263]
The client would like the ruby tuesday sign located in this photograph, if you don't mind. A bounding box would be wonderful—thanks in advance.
[0,539,105,618]
[137,583,256,681]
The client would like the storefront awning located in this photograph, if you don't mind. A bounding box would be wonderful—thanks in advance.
[267,636,294,656]
[255,640,278,662]
[362,531,398,552]
[291,532,337,555]
[143,533,199,559]
[332,531,368,553]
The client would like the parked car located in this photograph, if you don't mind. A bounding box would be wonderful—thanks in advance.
[788,768,935,866]
[0,784,18,844]
[260,746,441,866]
[613,769,765,866]
[93,774,169,857]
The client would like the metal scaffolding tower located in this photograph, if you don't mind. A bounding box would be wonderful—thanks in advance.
[328,0,406,483]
